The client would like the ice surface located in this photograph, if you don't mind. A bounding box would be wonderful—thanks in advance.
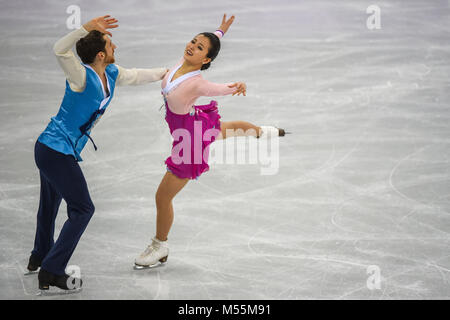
[0,0,449,299]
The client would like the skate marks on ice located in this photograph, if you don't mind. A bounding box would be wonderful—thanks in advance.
[36,287,83,297]
[9,261,37,298]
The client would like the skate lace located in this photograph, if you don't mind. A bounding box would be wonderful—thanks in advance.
[142,241,160,256]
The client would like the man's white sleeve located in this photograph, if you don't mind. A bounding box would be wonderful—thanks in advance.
[116,66,167,86]
[53,27,89,92]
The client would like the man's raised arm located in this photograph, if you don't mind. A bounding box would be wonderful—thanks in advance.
[53,27,89,92]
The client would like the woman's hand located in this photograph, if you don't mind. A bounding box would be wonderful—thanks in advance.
[218,14,235,35]
[83,15,119,37]
[228,82,246,96]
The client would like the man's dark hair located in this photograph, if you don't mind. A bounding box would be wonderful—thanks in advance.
[199,32,221,71]
[76,30,106,64]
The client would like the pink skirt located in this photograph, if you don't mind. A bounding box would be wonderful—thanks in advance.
[164,100,221,180]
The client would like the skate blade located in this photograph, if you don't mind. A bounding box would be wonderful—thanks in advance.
[133,258,167,270]
[24,270,39,276]
[133,262,166,270]
[36,287,82,296]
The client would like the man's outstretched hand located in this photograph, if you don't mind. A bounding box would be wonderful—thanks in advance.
[83,15,119,36]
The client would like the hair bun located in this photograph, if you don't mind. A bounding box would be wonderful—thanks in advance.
[201,62,211,71]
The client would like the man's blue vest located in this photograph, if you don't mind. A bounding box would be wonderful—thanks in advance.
[38,64,119,161]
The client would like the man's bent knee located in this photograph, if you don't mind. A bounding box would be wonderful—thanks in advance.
[68,200,95,221]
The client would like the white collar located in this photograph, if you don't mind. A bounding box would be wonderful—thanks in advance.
[162,64,200,96]
[84,64,111,109]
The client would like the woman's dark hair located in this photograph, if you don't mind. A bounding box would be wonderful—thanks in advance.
[76,30,107,64]
[199,32,221,71]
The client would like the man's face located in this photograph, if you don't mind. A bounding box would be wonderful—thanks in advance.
[102,35,116,64]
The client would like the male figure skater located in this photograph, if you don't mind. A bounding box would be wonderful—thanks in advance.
[27,15,167,291]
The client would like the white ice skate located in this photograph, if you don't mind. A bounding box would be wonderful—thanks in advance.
[258,125,286,138]
[134,237,169,270]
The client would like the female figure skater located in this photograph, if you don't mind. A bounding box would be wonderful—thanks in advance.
[134,14,284,268]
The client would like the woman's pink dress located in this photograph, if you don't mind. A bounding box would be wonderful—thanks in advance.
[161,32,235,179]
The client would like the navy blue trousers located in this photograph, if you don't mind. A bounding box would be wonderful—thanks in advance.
[32,141,95,275]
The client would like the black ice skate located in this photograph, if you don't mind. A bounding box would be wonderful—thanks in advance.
[24,254,42,275]
[38,268,82,293]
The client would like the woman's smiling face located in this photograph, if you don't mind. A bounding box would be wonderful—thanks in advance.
[184,34,212,67]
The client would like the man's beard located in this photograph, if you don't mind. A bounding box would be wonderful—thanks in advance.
[105,53,115,64]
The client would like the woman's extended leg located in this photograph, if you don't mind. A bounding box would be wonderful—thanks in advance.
[218,121,285,139]
[155,171,189,241]
[218,120,262,139]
